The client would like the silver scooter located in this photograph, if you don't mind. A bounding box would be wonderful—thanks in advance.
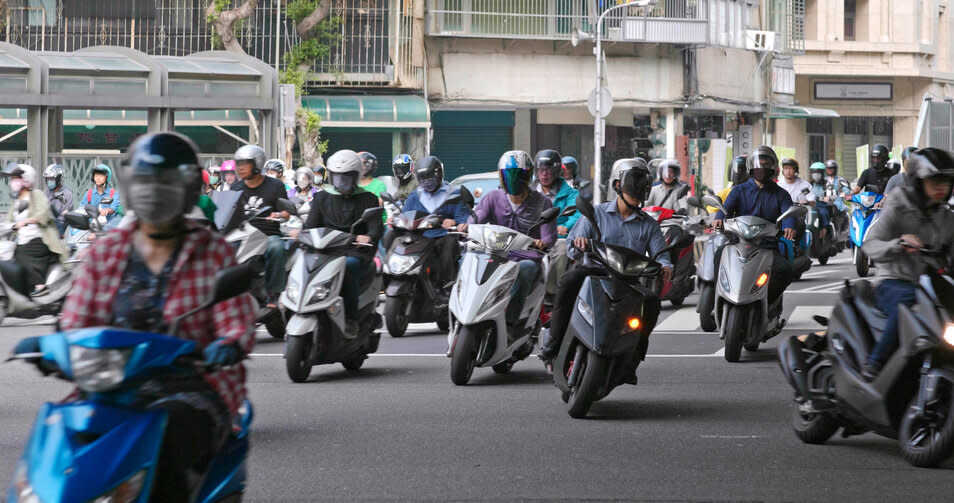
[281,207,385,382]
[703,194,807,362]
[447,206,562,385]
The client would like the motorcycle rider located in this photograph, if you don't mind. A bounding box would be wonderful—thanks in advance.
[264,158,285,180]
[230,145,289,305]
[288,166,319,204]
[312,164,327,187]
[712,146,797,306]
[884,146,919,195]
[707,156,747,214]
[860,148,954,380]
[391,154,418,201]
[778,158,816,206]
[357,151,387,197]
[808,162,833,236]
[533,149,580,237]
[646,158,690,212]
[853,144,894,195]
[460,150,557,329]
[84,164,121,223]
[303,149,383,338]
[43,163,74,235]
[38,132,258,502]
[539,160,672,374]
[562,155,591,192]
[207,164,222,191]
[219,160,238,190]
[822,159,851,233]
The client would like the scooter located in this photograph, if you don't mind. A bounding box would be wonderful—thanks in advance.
[0,205,72,325]
[380,191,471,337]
[447,207,563,385]
[687,195,729,333]
[778,245,954,467]
[849,186,884,277]
[703,194,807,362]
[7,262,257,502]
[806,199,838,266]
[281,207,385,382]
[643,202,696,307]
[825,180,852,250]
[551,195,692,418]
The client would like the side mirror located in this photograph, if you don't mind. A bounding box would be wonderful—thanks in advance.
[15,199,28,213]
[539,206,561,223]
[351,207,385,235]
[275,198,297,216]
[777,205,808,224]
[63,211,90,231]
[686,196,703,209]
[574,194,601,241]
[677,185,691,198]
[458,186,475,208]
[84,206,98,218]
[561,205,577,217]
[801,188,811,195]
[380,192,397,205]
[701,194,724,211]
[443,194,462,207]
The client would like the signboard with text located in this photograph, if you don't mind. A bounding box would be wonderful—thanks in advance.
[814,82,892,101]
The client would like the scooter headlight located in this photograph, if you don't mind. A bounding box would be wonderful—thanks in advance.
[387,254,420,275]
[858,194,876,208]
[733,221,765,241]
[943,324,954,347]
[286,278,302,304]
[70,346,131,392]
[482,228,516,252]
[91,469,147,503]
[11,461,38,503]
[308,284,330,303]
[576,297,594,326]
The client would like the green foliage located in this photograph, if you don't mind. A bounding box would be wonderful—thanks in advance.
[295,107,329,155]
[286,0,321,23]
[280,68,306,96]
[283,17,341,68]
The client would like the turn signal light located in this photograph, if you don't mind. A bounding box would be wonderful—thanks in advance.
[627,317,641,330]
[756,273,769,288]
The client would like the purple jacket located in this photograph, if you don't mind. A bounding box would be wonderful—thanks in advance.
[470,188,557,248]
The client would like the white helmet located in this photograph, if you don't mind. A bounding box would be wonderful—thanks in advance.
[326,149,363,194]
[234,145,267,175]
[3,163,37,188]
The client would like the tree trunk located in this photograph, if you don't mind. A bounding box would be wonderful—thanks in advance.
[297,0,333,36]
[206,0,258,54]
[296,109,323,168]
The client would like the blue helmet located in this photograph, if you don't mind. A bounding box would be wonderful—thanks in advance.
[497,150,533,196]
[561,156,579,177]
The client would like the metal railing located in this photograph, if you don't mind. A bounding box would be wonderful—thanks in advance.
[769,0,805,55]
[426,0,757,48]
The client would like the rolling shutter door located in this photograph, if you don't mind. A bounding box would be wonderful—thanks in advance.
[322,131,393,176]
[432,111,514,181]
[842,134,864,181]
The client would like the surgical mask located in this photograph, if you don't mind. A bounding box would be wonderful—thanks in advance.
[9,179,23,196]
[811,173,823,183]
[331,173,356,195]
[209,175,220,185]
[297,177,310,190]
[46,180,57,190]
[129,182,186,225]
[419,177,440,193]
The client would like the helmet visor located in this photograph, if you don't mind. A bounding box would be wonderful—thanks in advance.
[500,168,528,195]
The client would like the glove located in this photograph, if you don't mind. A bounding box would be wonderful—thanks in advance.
[203,339,243,367]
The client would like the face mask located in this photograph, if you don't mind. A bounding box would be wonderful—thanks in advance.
[297,177,310,190]
[752,167,767,183]
[129,182,186,225]
[46,180,57,190]
[9,179,23,196]
[419,177,440,193]
[331,173,356,195]
[209,175,219,185]
[811,173,823,183]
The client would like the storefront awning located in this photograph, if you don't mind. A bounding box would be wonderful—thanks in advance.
[770,105,840,119]
[301,95,430,129]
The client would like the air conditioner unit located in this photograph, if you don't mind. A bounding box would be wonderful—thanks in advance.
[745,30,779,52]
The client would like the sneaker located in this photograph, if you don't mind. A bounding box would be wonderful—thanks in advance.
[344,319,359,340]
[30,285,48,297]
[861,362,882,382]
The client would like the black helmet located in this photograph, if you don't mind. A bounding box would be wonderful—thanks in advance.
[392,154,414,183]
[747,146,779,182]
[357,151,378,177]
[415,156,444,193]
[121,132,202,225]
[730,156,749,185]
[780,157,799,173]
[617,162,653,202]
[824,159,838,175]
[534,149,562,178]
[903,148,954,209]
[871,144,890,171]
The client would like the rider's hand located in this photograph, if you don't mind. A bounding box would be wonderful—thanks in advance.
[441,219,456,230]
[532,239,546,250]
[355,235,371,244]
[901,234,923,253]
[557,225,569,235]
[873,201,883,209]
[572,237,590,252]
[288,228,300,238]
[98,208,110,217]
[203,339,243,367]
[711,219,723,229]
[783,228,796,241]
[457,223,468,233]
[268,212,285,221]
[661,266,673,283]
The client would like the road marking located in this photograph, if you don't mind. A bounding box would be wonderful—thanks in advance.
[654,307,700,332]
[786,306,832,330]
[248,352,731,358]
[700,435,761,439]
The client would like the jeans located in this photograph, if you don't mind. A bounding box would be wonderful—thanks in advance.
[867,279,919,366]
[264,235,287,296]
[343,256,374,320]
[769,249,794,305]
[816,202,831,229]
[507,260,541,325]
[433,234,460,285]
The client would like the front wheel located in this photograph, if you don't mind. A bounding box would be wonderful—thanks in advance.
[567,351,610,418]
[436,308,450,332]
[450,326,479,385]
[266,314,285,341]
[792,406,840,444]
[698,284,717,332]
[855,248,869,277]
[384,296,410,338]
[341,354,366,371]
[723,304,746,363]
[898,386,954,467]
[492,361,513,374]
[285,336,313,383]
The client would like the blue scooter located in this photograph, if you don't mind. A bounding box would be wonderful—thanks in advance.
[849,187,884,277]
[7,263,256,503]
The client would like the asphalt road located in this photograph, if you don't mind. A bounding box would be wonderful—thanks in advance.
[2,251,954,502]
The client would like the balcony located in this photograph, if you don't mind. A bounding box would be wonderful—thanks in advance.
[427,0,758,49]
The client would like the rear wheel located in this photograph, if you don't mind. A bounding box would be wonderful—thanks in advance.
[450,326,479,385]
[436,308,450,332]
[266,314,285,341]
[567,351,609,418]
[792,406,840,444]
[818,254,829,265]
[384,296,409,338]
[723,305,746,363]
[898,384,954,467]
[669,296,685,307]
[698,284,717,332]
[285,336,313,383]
[855,248,869,277]
[492,361,513,374]
[341,354,366,371]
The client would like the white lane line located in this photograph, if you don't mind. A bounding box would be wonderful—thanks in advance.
[654,306,700,332]
[786,306,832,330]
[249,352,730,358]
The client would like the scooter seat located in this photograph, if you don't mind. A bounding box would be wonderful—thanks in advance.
[0,261,31,297]
[852,280,887,342]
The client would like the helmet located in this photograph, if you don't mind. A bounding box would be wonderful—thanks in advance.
[282,168,295,184]
[902,146,918,162]
[824,159,838,175]
[730,156,748,185]
[534,149,562,179]
[887,159,902,175]
[263,158,285,177]
[871,144,890,171]
[220,160,236,172]
[312,164,327,184]
[202,169,210,186]
[747,146,779,182]
[392,154,414,183]
[415,156,444,193]
[904,147,954,207]
[780,157,799,173]
[91,164,112,185]
[233,145,267,175]
[43,163,64,187]
[497,150,534,195]
[2,163,37,188]
[326,149,363,195]
[357,152,378,177]
[610,159,652,201]
[561,156,579,178]
[294,166,315,190]
[657,158,681,183]
[208,165,221,175]
[809,162,826,184]
[121,132,202,225]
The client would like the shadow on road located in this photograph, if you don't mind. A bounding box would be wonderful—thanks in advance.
[582,398,725,422]
[465,368,553,387]
[737,350,780,363]
[303,367,396,383]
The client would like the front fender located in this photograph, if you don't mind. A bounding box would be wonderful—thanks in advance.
[285,313,318,338]
[385,278,416,297]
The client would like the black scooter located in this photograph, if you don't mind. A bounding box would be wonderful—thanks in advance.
[551,195,692,418]
[778,245,954,467]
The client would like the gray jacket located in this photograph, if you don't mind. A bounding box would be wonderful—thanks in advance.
[646,181,689,211]
[862,188,954,283]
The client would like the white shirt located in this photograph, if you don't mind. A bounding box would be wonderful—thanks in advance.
[777,177,815,204]
[15,206,41,245]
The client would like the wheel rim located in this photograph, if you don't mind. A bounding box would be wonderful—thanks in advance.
[906,409,947,449]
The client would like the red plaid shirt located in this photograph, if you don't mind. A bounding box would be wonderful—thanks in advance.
[60,221,256,416]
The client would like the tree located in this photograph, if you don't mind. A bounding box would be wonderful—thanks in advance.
[206,0,258,55]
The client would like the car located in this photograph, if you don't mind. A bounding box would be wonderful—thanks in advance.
[449,171,499,203]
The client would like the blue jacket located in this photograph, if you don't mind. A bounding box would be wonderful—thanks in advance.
[402,186,470,238]
[537,179,580,235]
[715,178,795,243]
[84,186,121,222]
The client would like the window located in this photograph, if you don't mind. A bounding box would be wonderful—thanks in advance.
[806,118,832,134]
[844,117,867,135]
[683,113,724,139]
[844,0,856,41]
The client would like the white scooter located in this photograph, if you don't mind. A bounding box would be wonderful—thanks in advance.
[0,204,71,324]
[703,194,806,362]
[281,207,385,382]
[447,206,562,385]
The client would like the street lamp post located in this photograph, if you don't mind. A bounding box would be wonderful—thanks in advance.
[573,0,655,203]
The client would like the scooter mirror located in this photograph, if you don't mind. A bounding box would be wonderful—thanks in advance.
[351,207,386,236]
[701,194,723,211]
[63,211,90,231]
[574,194,601,241]
[776,205,808,224]
[561,205,577,217]
[443,193,462,208]
[539,206,561,223]
[175,257,264,328]
[677,185,691,199]
[275,198,298,217]
[801,188,811,195]
[99,198,113,206]
[457,186,475,208]
[686,196,703,209]
[380,192,397,205]
[15,199,28,213]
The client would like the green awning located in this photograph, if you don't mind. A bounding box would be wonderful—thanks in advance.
[302,95,430,129]
[770,104,840,119]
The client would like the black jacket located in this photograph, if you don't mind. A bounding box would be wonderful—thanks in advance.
[304,189,382,259]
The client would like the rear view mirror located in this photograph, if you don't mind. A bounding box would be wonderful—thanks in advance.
[275,198,297,216]
[458,186,475,208]
[561,205,577,217]
[677,185,691,198]
[574,194,601,241]
[351,207,385,236]
[208,258,263,306]
[15,199,28,213]
[702,194,723,211]
[63,211,89,231]
[539,207,560,223]
[99,198,113,206]
[443,194,462,207]
[380,192,397,205]
[777,205,808,224]
[686,196,703,209]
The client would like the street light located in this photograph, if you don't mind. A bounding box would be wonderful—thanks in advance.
[573,0,655,203]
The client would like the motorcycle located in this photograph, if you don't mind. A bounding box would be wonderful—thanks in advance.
[447,207,564,385]
[551,195,692,418]
[687,195,729,333]
[643,199,696,306]
[849,185,884,277]
[380,190,472,337]
[281,207,385,382]
[703,194,807,362]
[825,180,852,250]
[6,262,257,502]
[805,199,839,266]
[778,245,954,467]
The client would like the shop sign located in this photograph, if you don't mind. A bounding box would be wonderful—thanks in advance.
[814,82,892,101]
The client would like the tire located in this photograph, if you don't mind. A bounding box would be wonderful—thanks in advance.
[436,308,450,332]
[217,493,243,503]
[818,254,829,266]
[743,341,760,352]
[450,326,479,385]
[567,351,609,419]
[898,387,954,467]
[266,314,285,341]
[723,304,746,363]
[855,248,869,277]
[285,336,313,383]
[670,296,685,307]
[792,405,840,444]
[341,355,366,371]
[384,296,409,338]
[698,284,717,333]
[492,361,513,374]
